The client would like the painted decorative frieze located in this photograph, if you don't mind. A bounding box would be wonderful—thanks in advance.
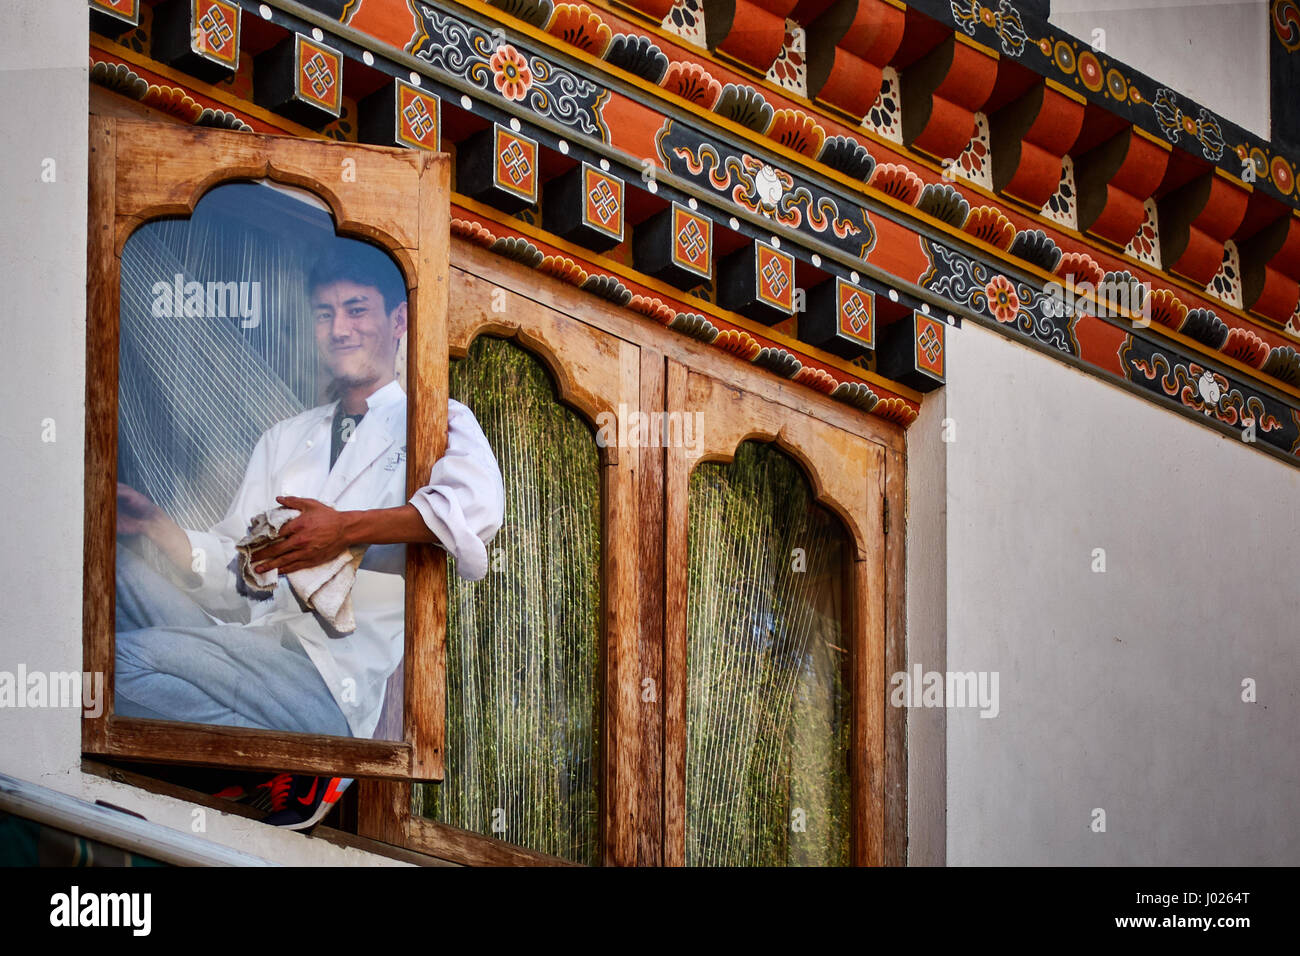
[918,237,1079,356]
[1121,337,1300,454]
[657,119,877,258]
[408,2,610,142]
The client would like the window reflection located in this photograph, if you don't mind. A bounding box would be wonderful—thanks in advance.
[114,180,409,743]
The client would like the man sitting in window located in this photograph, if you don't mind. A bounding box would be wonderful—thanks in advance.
[113,244,504,829]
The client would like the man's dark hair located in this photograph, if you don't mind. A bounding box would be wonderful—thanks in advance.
[307,241,407,316]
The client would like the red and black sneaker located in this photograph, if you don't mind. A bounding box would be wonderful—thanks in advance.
[210,771,294,813]
[262,775,352,830]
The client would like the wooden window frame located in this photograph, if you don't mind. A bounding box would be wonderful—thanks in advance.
[359,238,908,865]
[662,361,886,866]
[83,116,451,782]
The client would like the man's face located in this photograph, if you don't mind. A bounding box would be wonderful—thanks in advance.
[311,279,407,389]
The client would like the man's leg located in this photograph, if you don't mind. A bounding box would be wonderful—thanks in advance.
[115,623,351,737]
[115,541,229,631]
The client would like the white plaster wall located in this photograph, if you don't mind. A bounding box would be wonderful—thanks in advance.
[1050,0,1270,139]
[905,389,947,865]
[0,0,404,866]
[937,321,1300,864]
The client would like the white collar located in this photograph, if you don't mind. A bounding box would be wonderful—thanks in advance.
[362,378,405,410]
[329,378,405,417]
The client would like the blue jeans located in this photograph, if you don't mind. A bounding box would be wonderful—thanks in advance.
[114,542,351,737]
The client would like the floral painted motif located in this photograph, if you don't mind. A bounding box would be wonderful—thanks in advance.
[767,108,825,157]
[950,0,1027,56]
[1222,328,1271,369]
[1040,155,1077,229]
[864,67,901,143]
[1146,288,1188,331]
[1151,87,1225,161]
[662,60,721,108]
[985,275,1020,323]
[869,163,924,205]
[920,238,1079,354]
[410,3,610,140]
[1123,199,1160,268]
[766,20,806,97]
[489,44,532,101]
[873,397,918,425]
[962,206,1016,249]
[661,0,705,47]
[1205,240,1243,309]
[1056,252,1105,288]
[953,112,993,189]
[546,4,612,56]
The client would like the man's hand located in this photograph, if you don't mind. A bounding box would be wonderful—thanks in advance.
[116,482,164,536]
[116,482,198,575]
[253,496,353,575]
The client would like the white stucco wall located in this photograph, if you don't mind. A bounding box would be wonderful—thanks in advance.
[924,320,1300,865]
[1049,0,1270,139]
[905,388,948,866]
[0,0,403,866]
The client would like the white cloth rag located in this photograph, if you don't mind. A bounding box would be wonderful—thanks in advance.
[236,507,366,633]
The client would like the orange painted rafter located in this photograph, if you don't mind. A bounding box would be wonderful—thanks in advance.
[806,0,907,119]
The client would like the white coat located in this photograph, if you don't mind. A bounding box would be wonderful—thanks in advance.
[181,379,504,739]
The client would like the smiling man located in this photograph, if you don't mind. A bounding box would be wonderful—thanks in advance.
[113,243,504,828]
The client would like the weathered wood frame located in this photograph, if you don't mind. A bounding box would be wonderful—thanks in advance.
[83,116,451,781]
[360,250,644,866]
[662,362,887,866]
[361,238,907,865]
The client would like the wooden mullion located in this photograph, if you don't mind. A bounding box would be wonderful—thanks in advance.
[83,115,118,757]
[357,779,411,847]
[636,348,667,867]
[662,359,689,867]
[602,340,641,865]
[853,444,887,866]
[883,445,909,866]
[406,150,451,781]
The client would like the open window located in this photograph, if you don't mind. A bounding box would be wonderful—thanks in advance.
[84,116,451,782]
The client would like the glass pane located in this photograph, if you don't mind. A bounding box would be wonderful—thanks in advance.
[114,180,410,742]
[414,336,601,865]
[686,441,851,866]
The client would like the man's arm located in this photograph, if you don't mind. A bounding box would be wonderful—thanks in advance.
[250,498,434,576]
[252,399,505,580]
